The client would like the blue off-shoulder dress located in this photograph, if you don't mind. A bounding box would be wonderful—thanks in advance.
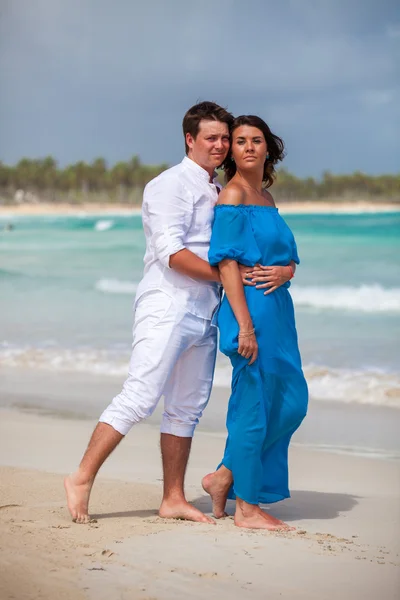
[209,204,308,505]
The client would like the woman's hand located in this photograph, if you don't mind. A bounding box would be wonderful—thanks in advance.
[248,264,293,295]
[238,331,258,365]
[238,263,256,286]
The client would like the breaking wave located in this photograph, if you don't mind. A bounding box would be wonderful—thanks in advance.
[292,284,400,313]
[1,344,399,409]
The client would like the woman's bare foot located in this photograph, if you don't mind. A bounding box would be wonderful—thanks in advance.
[235,500,294,531]
[64,473,93,524]
[159,498,215,524]
[201,471,231,518]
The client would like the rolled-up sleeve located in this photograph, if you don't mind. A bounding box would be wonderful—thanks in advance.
[143,176,193,268]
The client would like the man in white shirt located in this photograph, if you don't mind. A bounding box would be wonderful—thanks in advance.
[65,102,234,524]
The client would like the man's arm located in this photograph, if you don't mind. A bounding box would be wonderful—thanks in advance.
[145,176,219,283]
[169,249,220,282]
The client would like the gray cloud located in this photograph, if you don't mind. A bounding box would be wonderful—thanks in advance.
[0,0,399,175]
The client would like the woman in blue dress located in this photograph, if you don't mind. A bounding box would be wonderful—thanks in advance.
[202,115,308,531]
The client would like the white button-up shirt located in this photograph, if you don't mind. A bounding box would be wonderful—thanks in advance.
[135,157,222,320]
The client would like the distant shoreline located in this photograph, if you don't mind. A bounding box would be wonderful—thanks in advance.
[0,200,399,216]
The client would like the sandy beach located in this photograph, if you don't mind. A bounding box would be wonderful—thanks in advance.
[0,200,399,216]
[0,397,399,600]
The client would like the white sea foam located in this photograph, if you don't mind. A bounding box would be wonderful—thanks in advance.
[95,278,137,294]
[215,359,400,408]
[1,344,399,409]
[304,364,400,407]
[292,284,400,313]
[94,219,114,231]
[94,280,400,312]
[0,345,129,377]
[291,442,400,461]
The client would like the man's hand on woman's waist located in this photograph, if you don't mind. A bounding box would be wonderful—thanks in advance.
[238,263,295,295]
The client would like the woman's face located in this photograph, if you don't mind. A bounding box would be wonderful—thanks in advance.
[231,125,268,171]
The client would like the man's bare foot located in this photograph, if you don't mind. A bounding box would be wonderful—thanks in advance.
[201,472,230,518]
[64,473,93,524]
[235,503,294,531]
[159,499,215,524]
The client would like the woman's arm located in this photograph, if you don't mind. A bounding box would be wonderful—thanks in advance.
[219,258,258,365]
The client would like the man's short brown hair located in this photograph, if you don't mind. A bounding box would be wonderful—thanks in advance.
[182,101,234,154]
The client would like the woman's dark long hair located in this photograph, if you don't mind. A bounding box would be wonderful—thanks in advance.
[223,115,285,188]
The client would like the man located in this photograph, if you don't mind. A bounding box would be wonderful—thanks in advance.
[65,101,273,524]
[65,101,233,524]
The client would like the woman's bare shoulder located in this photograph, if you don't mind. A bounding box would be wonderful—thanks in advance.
[217,182,246,206]
[263,189,277,207]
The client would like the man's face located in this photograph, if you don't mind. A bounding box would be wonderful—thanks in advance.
[186,120,230,175]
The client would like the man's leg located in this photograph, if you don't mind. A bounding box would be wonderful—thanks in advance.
[158,433,215,522]
[64,423,123,523]
[158,322,217,523]
[65,290,185,523]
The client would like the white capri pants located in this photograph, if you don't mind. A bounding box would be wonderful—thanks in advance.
[99,289,218,437]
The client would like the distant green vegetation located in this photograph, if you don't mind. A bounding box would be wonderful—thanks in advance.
[0,156,399,205]
[273,169,400,202]
[0,156,168,205]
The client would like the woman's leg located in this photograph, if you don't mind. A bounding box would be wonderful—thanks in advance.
[203,360,264,517]
[202,464,233,518]
[235,497,294,531]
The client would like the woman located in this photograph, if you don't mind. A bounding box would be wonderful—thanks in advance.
[202,115,308,531]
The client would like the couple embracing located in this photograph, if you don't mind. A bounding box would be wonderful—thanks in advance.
[65,101,308,531]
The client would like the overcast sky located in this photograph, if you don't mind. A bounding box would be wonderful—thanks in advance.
[0,0,399,176]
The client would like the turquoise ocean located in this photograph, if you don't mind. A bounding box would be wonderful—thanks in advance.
[1,210,400,412]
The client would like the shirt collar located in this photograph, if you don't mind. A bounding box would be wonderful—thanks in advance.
[182,156,219,184]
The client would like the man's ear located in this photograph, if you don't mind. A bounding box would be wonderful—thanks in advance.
[186,132,194,151]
